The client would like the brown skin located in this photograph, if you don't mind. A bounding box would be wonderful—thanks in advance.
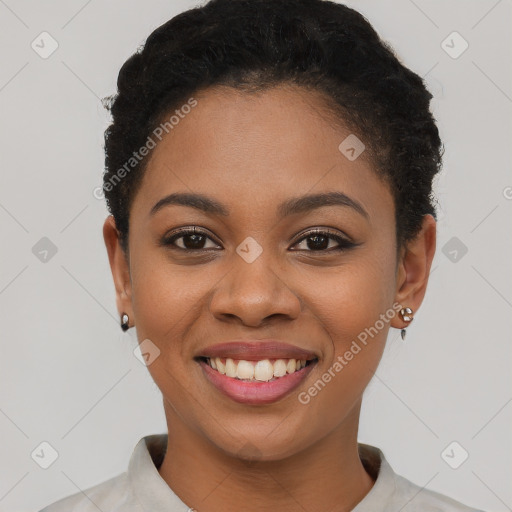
[103,84,436,512]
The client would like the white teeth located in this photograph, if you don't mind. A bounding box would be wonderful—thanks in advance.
[237,360,255,380]
[254,359,274,381]
[273,359,287,377]
[206,357,311,381]
[215,357,226,374]
[225,358,237,378]
[286,359,297,373]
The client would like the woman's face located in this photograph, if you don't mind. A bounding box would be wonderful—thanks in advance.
[105,85,432,460]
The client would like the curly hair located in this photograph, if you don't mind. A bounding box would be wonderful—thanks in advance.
[102,0,442,254]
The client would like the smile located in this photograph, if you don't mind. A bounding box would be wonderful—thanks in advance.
[197,356,318,405]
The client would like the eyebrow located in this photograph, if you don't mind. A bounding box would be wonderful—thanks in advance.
[150,191,369,220]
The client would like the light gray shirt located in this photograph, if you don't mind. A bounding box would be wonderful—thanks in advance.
[39,433,484,511]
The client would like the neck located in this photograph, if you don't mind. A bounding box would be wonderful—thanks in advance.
[157,400,376,512]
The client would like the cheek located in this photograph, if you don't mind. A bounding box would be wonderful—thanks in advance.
[129,249,207,352]
[302,246,397,405]
[308,252,397,345]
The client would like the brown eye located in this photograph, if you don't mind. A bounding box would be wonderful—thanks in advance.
[292,229,357,252]
[162,228,221,251]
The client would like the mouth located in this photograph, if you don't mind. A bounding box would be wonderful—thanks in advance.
[195,355,319,405]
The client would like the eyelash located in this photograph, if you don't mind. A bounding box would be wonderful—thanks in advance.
[161,227,357,253]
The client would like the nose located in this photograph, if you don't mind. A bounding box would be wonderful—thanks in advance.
[208,253,302,328]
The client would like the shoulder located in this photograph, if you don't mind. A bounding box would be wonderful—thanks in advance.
[38,471,140,512]
[357,442,486,512]
[391,472,485,512]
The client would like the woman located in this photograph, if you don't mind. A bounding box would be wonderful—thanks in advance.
[40,0,485,510]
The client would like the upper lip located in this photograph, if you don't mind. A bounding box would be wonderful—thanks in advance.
[197,340,319,361]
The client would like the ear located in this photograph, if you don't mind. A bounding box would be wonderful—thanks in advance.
[103,215,133,328]
[391,214,436,329]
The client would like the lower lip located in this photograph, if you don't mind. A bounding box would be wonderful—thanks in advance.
[198,359,317,405]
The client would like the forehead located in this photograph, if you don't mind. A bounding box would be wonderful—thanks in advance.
[130,85,394,223]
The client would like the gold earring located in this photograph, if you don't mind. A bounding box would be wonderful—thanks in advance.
[399,307,413,340]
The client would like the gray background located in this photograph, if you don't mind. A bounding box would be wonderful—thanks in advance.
[0,0,510,511]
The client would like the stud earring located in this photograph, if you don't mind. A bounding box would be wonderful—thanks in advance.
[121,313,130,332]
[399,307,413,340]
